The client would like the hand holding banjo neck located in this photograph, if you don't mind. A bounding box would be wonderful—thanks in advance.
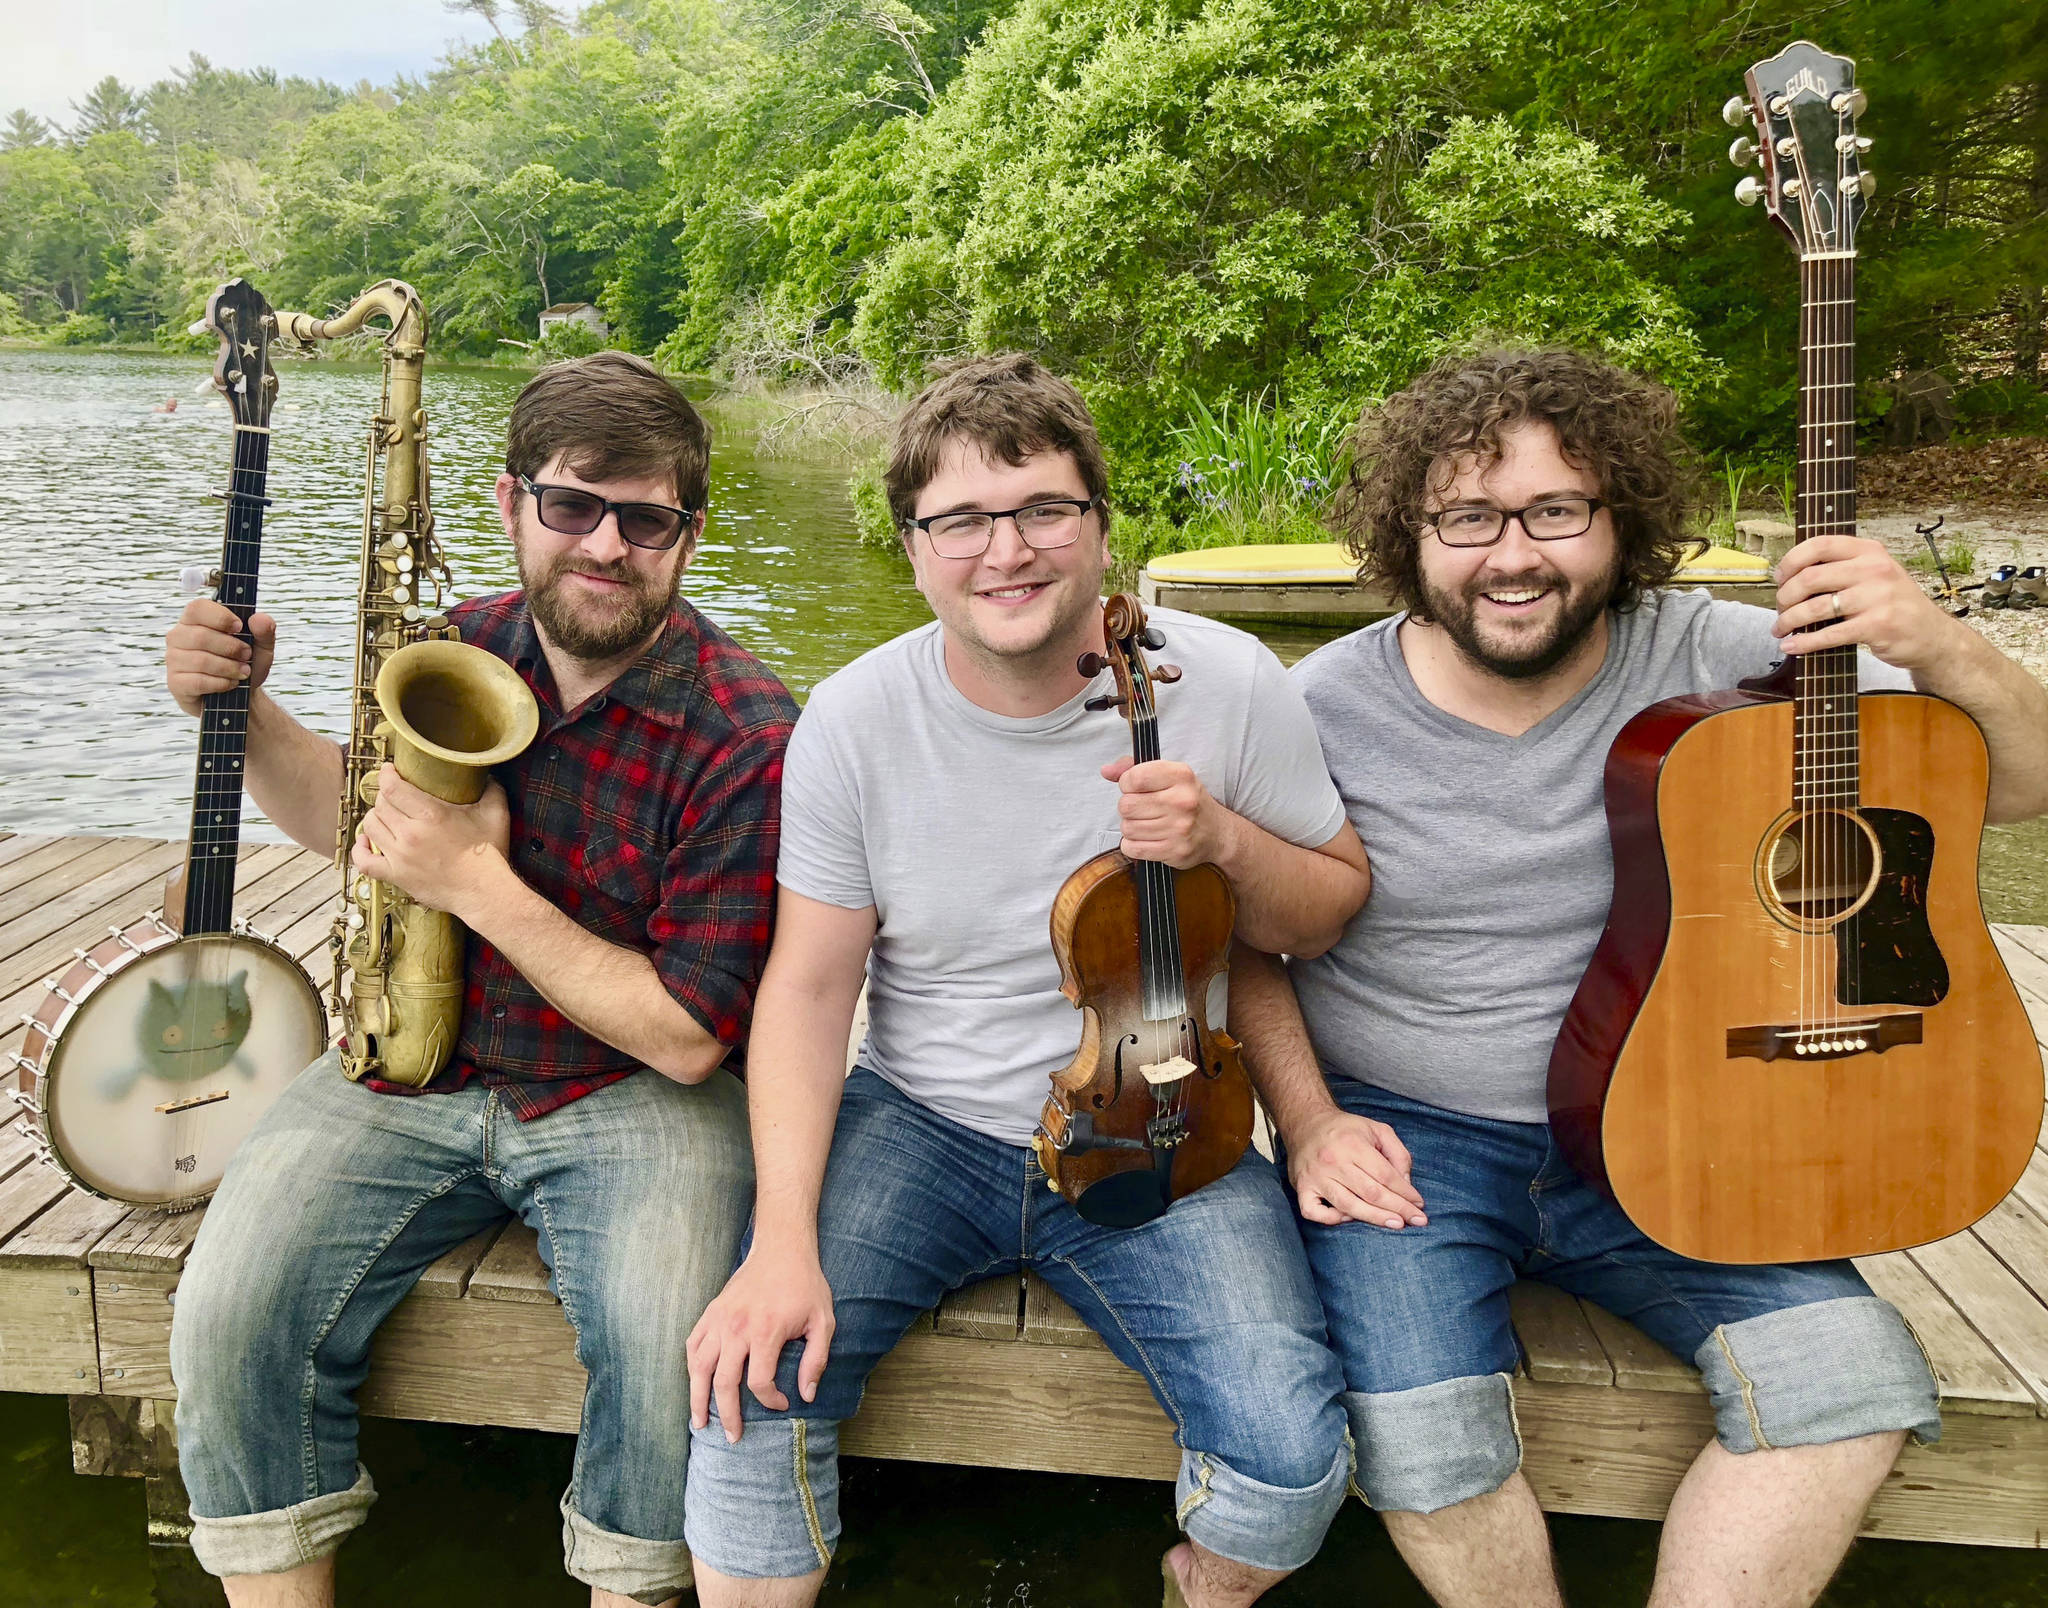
[10,279,326,1211]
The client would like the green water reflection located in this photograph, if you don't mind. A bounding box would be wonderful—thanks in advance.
[3,1394,2044,1607]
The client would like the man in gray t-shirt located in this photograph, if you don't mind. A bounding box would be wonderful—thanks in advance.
[682,356,1374,1608]
[1239,347,2048,1608]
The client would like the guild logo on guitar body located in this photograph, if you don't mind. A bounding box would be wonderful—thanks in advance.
[1784,68,1827,102]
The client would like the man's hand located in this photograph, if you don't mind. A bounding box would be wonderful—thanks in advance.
[166,599,275,718]
[1102,756,1233,868]
[1772,534,1963,674]
[688,1247,837,1443]
[350,765,512,921]
[1286,1107,1428,1230]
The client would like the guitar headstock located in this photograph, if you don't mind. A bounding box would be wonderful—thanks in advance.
[1723,41,1874,256]
[200,279,278,431]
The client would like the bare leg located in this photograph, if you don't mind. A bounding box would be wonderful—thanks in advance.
[1162,1540,1290,1607]
[1648,1432,1903,1608]
[221,1557,335,1608]
[693,1561,827,1607]
[594,1591,681,1608]
[1378,1472,1567,1608]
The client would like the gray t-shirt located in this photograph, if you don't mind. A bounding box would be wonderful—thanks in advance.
[1288,591,1914,1123]
[778,610,1348,1144]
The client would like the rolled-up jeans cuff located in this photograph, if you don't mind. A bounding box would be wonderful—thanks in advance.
[560,1491,693,1601]
[683,1417,839,1579]
[1174,1442,1348,1572]
[1343,1373,1521,1514]
[189,1463,376,1577]
[1696,1295,1943,1453]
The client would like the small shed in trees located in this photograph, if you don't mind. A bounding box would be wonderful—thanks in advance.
[538,302,608,340]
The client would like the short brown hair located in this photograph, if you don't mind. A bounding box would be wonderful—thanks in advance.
[505,351,711,510]
[884,353,1111,532]
[1331,347,1695,619]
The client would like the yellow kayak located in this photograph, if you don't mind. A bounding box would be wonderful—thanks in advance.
[1145,542,1769,587]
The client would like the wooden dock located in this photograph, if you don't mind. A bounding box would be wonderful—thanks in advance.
[3,832,2047,1549]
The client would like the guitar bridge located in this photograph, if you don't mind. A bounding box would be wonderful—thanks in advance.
[1725,1014,1923,1063]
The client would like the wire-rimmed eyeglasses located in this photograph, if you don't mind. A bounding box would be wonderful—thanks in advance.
[908,497,1103,560]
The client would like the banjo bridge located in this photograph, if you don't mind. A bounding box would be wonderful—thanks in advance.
[155,1089,232,1115]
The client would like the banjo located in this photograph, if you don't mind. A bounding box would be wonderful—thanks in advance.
[10,279,327,1211]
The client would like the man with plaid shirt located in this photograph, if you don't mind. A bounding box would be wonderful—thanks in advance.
[162,352,795,1608]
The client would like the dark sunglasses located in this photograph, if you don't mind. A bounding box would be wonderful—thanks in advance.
[519,475,699,552]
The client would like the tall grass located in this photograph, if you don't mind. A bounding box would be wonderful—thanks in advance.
[1151,391,1349,555]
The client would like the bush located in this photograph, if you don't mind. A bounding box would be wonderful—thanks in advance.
[848,447,899,552]
[1954,378,2048,438]
[50,312,112,345]
[0,293,27,337]
[533,320,607,361]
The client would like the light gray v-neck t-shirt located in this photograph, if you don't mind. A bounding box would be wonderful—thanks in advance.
[777,611,1348,1144]
[1287,591,1913,1124]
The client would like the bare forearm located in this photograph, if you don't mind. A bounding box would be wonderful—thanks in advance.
[1214,816,1370,958]
[460,855,727,1082]
[1229,943,1342,1143]
[243,689,345,855]
[1911,627,2048,822]
[741,973,859,1253]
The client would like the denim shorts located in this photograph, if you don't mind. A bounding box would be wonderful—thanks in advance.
[683,1068,1351,1578]
[1297,1081,1941,1515]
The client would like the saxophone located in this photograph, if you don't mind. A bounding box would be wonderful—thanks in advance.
[274,281,539,1087]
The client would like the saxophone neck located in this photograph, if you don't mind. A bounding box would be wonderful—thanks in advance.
[273,280,427,355]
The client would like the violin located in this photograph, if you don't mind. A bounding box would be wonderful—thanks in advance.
[1031,595,1255,1227]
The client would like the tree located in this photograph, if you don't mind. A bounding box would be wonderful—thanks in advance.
[68,77,140,141]
[2,110,50,151]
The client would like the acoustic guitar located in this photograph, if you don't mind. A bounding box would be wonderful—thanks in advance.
[1547,43,2043,1265]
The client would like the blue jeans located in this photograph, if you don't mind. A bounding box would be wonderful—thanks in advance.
[1299,1081,1941,1514]
[169,1050,752,1597]
[684,1068,1351,1578]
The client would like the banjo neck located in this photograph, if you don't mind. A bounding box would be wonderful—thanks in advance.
[179,280,279,937]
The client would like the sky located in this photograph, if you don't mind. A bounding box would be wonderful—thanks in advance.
[2,1,513,128]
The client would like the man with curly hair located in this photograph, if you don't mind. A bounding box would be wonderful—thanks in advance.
[1232,345,2048,1607]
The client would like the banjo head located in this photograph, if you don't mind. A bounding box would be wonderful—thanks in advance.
[31,928,326,1209]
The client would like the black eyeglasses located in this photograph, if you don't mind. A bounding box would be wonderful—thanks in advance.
[908,497,1103,560]
[519,476,699,552]
[1427,497,1607,547]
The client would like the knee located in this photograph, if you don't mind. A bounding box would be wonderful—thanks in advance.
[1344,1372,1521,1514]
[170,1244,286,1409]
[1696,1296,1941,1453]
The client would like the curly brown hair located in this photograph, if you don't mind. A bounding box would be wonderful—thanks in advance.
[1330,347,1697,621]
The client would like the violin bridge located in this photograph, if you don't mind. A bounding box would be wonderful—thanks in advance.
[1138,1055,1198,1086]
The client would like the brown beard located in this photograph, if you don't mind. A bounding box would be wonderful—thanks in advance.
[1419,550,1622,681]
[519,545,677,662]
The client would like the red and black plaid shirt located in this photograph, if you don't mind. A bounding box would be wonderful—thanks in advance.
[363,590,796,1120]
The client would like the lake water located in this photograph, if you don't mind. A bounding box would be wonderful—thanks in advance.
[1,349,2045,1605]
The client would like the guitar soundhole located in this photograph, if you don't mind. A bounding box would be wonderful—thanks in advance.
[1759,809,1879,928]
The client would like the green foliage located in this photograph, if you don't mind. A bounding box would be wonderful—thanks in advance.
[848,447,899,550]
[0,292,27,336]
[533,319,607,359]
[2,0,2043,513]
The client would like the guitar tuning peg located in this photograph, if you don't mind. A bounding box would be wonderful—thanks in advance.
[1728,136,1759,166]
[1858,172,1877,198]
[1076,651,1107,677]
[1836,134,1873,155]
[1831,88,1868,118]
[1151,664,1184,685]
[1735,176,1765,206]
[1721,95,1752,128]
[1083,694,1125,714]
[1137,627,1166,650]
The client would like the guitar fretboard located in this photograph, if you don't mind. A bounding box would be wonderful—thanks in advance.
[1793,251,1860,808]
[182,421,270,935]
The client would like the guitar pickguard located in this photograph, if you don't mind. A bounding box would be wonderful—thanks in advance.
[1836,806,1947,1007]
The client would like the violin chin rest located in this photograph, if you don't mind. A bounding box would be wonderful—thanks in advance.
[1074,1169,1170,1228]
